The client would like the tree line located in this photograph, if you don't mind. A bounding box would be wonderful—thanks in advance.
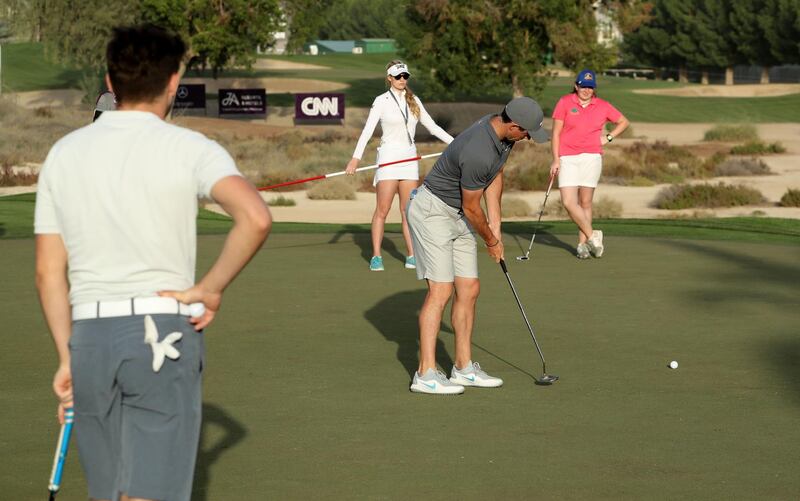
[623,0,800,84]
[2,0,796,100]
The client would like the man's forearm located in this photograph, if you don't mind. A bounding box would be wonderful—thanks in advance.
[36,275,72,366]
[462,206,498,246]
[198,215,271,294]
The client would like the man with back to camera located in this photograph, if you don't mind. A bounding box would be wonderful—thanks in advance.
[406,97,549,395]
[34,24,271,500]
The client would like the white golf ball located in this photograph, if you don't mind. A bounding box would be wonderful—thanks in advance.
[189,303,206,317]
[669,360,679,369]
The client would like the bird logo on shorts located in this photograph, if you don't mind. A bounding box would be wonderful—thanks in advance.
[144,315,183,372]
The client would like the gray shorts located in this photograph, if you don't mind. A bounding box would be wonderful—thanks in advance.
[70,314,203,501]
[406,184,478,282]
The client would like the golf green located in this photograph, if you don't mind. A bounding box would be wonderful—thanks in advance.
[2,232,798,499]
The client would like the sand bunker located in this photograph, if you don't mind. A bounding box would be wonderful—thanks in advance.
[181,77,348,94]
[634,84,800,98]
[253,59,329,71]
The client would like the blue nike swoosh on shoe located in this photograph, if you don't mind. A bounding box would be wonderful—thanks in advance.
[421,381,436,389]
[460,375,476,382]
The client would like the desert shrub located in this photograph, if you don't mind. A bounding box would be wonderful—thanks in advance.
[307,178,356,200]
[628,175,656,187]
[501,197,531,217]
[252,167,307,191]
[593,196,623,218]
[505,165,550,191]
[34,106,54,118]
[547,196,621,218]
[0,98,85,168]
[267,195,296,207]
[778,188,800,207]
[652,182,765,209]
[0,165,39,186]
[713,157,771,176]
[703,124,759,142]
[730,141,785,155]
[502,142,551,190]
[622,140,708,182]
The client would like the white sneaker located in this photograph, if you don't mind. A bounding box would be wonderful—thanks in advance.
[449,361,503,388]
[410,368,465,395]
[576,242,591,260]
[588,230,604,258]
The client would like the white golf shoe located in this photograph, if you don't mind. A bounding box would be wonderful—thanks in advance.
[588,230,604,258]
[410,368,465,395]
[449,361,503,388]
[576,242,591,259]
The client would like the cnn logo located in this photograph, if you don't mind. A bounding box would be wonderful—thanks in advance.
[301,96,339,117]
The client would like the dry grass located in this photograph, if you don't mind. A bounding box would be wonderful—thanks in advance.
[703,124,759,142]
[779,188,800,207]
[501,197,532,217]
[549,195,622,219]
[0,165,39,187]
[0,98,86,176]
[713,157,771,177]
[267,195,297,207]
[652,183,766,210]
[307,178,356,200]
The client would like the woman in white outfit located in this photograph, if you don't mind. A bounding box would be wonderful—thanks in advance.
[345,60,454,271]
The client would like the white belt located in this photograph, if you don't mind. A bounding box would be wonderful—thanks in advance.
[72,297,192,321]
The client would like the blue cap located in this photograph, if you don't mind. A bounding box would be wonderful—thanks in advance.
[576,69,596,88]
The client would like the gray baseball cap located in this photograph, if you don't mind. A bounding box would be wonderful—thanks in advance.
[504,96,549,143]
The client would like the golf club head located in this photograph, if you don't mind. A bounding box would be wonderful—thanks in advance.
[535,374,559,386]
[516,255,530,261]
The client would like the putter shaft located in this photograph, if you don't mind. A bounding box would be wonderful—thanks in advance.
[499,260,552,378]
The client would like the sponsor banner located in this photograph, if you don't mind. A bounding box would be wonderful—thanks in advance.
[219,88,266,116]
[295,93,345,121]
[174,84,206,109]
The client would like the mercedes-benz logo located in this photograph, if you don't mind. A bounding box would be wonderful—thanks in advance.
[177,86,189,99]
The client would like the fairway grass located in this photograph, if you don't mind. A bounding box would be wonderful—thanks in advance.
[2,231,799,499]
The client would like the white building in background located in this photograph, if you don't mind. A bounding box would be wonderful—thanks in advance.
[592,1,622,46]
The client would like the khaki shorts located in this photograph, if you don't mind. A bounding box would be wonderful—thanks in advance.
[558,153,602,188]
[406,185,478,282]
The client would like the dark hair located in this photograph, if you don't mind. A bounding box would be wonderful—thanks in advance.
[572,85,599,97]
[501,109,513,123]
[106,24,186,105]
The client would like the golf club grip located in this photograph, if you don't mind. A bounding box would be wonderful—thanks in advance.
[499,259,508,274]
[48,408,74,494]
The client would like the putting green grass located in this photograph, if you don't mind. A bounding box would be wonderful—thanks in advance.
[2,230,799,499]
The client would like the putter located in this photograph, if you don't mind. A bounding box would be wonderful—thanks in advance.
[517,173,555,261]
[93,91,117,122]
[48,407,74,500]
[499,259,559,385]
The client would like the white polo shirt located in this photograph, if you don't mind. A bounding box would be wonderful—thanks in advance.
[34,110,242,305]
[351,89,453,160]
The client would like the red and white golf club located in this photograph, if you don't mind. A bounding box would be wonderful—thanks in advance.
[256,152,443,191]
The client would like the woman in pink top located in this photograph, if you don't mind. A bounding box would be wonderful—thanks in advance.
[549,69,629,259]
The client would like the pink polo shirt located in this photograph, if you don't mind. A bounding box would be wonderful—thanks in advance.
[552,94,622,157]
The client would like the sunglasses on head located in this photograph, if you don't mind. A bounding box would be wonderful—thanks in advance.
[393,73,410,80]
[578,85,594,89]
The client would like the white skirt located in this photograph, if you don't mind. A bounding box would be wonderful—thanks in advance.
[373,144,419,186]
[558,153,602,188]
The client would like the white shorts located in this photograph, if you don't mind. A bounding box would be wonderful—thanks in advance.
[558,153,602,188]
[373,144,419,186]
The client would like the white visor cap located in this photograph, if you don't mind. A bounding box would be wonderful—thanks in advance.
[387,63,411,77]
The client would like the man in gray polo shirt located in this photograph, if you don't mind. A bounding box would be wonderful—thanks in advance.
[35,25,271,500]
[407,97,549,395]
